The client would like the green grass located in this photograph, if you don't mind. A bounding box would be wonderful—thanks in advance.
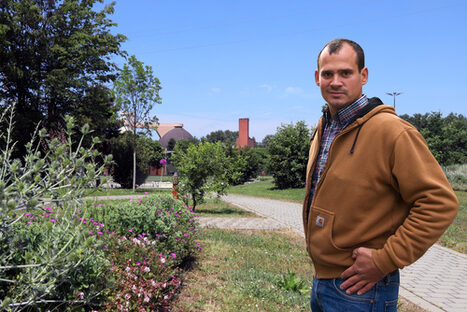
[438,191,467,253]
[173,229,313,312]
[194,198,257,218]
[227,179,305,202]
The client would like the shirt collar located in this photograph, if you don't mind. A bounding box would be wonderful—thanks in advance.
[326,95,368,127]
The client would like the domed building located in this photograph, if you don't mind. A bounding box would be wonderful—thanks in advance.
[158,124,193,149]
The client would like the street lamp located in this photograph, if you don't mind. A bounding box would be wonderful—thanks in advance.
[386,92,403,110]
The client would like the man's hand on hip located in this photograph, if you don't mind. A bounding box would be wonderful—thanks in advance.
[339,247,385,295]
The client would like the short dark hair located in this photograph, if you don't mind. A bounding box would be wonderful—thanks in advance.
[317,39,365,71]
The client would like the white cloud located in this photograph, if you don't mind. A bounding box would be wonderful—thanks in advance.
[285,86,303,95]
[211,87,221,93]
[259,84,273,92]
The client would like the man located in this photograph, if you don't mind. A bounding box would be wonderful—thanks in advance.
[303,38,459,311]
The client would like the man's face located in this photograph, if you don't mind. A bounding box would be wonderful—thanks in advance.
[315,43,368,115]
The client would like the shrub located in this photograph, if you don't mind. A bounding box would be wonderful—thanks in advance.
[80,194,202,311]
[443,164,467,191]
[102,235,182,311]
[172,141,229,210]
[266,121,311,189]
[0,106,112,310]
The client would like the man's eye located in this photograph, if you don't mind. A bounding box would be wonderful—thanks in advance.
[341,71,351,77]
[322,72,332,78]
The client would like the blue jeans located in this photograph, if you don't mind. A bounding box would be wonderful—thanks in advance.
[310,270,399,312]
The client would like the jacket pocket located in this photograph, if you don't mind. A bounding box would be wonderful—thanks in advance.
[308,206,352,265]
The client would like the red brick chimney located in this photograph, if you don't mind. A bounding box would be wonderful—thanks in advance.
[237,118,255,148]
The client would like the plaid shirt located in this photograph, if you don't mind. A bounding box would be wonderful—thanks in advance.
[310,95,369,200]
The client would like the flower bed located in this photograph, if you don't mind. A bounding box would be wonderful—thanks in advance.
[1,194,200,311]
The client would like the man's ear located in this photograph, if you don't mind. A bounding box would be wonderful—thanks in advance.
[361,67,368,86]
[315,69,320,86]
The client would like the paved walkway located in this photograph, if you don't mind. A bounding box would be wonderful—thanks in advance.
[204,194,467,312]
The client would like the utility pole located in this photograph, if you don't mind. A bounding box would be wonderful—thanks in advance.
[386,92,403,110]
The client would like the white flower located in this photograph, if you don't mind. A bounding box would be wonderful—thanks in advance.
[143,266,150,273]
[160,257,166,264]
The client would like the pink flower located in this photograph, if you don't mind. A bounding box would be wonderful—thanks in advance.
[45,214,50,218]
[50,219,56,223]
[144,192,148,195]
[128,229,133,232]
[27,221,31,226]
[171,253,176,259]
[25,213,30,217]
[97,232,103,235]
[98,204,103,207]
[89,231,93,235]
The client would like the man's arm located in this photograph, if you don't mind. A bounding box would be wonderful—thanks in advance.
[341,128,458,295]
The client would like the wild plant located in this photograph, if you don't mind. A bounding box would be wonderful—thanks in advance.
[0,105,112,310]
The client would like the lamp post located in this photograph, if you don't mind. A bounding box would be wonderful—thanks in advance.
[386,92,403,110]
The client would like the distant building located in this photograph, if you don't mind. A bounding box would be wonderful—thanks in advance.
[119,116,193,176]
[157,123,193,149]
[236,118,255,148]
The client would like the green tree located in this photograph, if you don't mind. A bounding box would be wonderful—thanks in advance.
[266,121,311,189]
[111,132,163,189]
[227,147,262,185]
[173,138,199,154]
[204,129,238,145]
[172,141,228,211]
[113,55,162,191]
[401,112,467,165]
[0,0,126,157]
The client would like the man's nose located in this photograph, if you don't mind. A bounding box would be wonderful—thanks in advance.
[330,76,343,87]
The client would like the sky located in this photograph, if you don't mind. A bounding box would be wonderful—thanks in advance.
[105,0,467,142]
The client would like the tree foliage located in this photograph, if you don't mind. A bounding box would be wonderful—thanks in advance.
[400,112,466,165]
[113,55,162,191]
[111,132,163,189]
[226,147,263,185]
[266,121,311,189]
[172,141,228,211]
[0,0,126,157]
[204,129,238,145]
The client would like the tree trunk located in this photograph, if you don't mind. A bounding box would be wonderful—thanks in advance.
[132,104,137,192]
[192,194,197,212]
[132,144,136,192]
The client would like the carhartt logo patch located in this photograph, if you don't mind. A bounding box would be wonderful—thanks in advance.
[316,216,325,227]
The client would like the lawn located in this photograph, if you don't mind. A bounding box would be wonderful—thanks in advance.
[227,178,305,202]
[194,198,257,218]
[173,228,313,312]
[438,190,467,253]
